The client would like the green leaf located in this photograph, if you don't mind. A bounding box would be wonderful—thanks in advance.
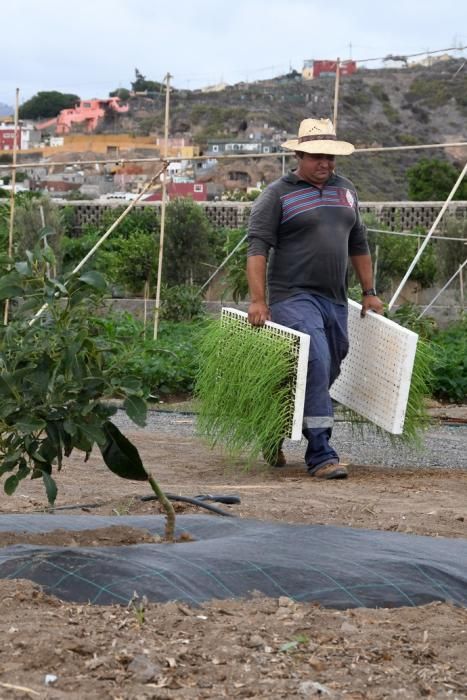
[15,261,31,275]
[15,416,47,433]
[42,470,58,505]
[100,421,148,481]
[78,270,107,292]
[79,422,106,446]
[0,283,24,300]
[4,474,19,495]
[123,395,147,427]
[42,246,56,265]
[39,225,56,240]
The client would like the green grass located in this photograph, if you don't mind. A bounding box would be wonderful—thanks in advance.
[195,316,298,462]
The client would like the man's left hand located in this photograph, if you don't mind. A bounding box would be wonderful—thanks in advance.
[361,295,384,317]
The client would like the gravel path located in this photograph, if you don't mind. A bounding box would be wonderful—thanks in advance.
[114,410,467,470]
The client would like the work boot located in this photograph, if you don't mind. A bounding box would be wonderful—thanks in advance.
[311,463,348,480]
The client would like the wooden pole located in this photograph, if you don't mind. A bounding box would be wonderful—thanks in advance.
[460,263,465,315]
[3,88,20,326]
[373,244,379,289]
[333,58,340,129]
[153,72,172,341]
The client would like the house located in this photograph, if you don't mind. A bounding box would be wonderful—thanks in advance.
[302,59,357,80]
[144,182,207,202]
[36,97,129,135]
[0,121,40,151]
[205,139,278,156]
[155,137,200,158]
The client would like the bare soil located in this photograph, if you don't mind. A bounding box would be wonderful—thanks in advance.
[0,418,467,699]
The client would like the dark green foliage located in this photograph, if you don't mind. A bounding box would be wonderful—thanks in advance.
[164,198,215,286]
[364,218,437,291]
[0,248,148,504]
[436,217,467,280]
[407,159,467,201]
[61,208,159,293]
[223,228,249,302]
[19,91,80,119]
[389,304,466,404]
[430,319,467,403]
[161,284,205,322]
[109,88,131,101]
[390,303,438,340]
[100,421,148,480]
[131,68,164,94]
[96,312,207,399]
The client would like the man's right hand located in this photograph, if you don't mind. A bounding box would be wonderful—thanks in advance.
[248,301,270,326]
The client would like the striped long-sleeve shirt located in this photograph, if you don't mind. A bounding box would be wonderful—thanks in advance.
[247,171,369,305]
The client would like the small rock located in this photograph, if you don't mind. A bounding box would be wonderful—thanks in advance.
[299,680,334,696]
[308,655,325,671]
[340,621,359,634]
[278,596,293,607]
[246,634,264,648]
[44,674,58,686]
[128,655,161,683]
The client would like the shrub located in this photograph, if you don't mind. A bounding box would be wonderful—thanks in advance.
[431,319,467,403]
[161,284,205,322]
[96,313,207,399]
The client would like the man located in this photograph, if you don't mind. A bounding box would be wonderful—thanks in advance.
[247,118,384,480]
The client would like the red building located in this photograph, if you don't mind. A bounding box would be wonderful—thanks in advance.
[144,182,207,202]
[313,60,357,78]
[0,127,20,151]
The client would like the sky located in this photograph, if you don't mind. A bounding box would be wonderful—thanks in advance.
[2,0,467,106]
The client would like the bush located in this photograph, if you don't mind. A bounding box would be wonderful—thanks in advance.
[407,159,467,201]
[96,313,208,399]
[431,319,467,403]
[161,285,205,322]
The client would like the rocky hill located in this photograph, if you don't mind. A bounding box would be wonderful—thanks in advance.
[110,58,465,200]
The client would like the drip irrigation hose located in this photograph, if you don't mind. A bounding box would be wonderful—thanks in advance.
[31,493,240,517]
[140,493,238,517]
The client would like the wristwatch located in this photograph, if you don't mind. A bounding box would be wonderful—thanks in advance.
[362,288,377,297]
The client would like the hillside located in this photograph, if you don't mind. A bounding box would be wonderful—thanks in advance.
[109,59,466,199]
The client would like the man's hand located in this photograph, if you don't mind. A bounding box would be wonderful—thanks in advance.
[360,295,384,317]
[248,301,270,326]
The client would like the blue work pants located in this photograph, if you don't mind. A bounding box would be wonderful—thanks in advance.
[269,293,349,472]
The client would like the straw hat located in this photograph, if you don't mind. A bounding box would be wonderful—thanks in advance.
[281,118,354,156]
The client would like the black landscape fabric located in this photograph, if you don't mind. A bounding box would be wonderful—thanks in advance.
[0,514,466,609]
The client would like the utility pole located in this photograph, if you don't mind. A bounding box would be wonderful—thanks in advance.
[153,72,172,340]
[333,58,340,129]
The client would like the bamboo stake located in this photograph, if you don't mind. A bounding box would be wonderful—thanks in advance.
[373,244,379,289]
[3,88,20,325]
[199,232,248,294]
[388,161,467,311]
[143,279,149,334]
[459,263,465,315]
[39,204,52,277]
[153,72,172,341]
[333,58,340,129]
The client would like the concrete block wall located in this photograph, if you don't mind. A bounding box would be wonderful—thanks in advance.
[63,200,467,234]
